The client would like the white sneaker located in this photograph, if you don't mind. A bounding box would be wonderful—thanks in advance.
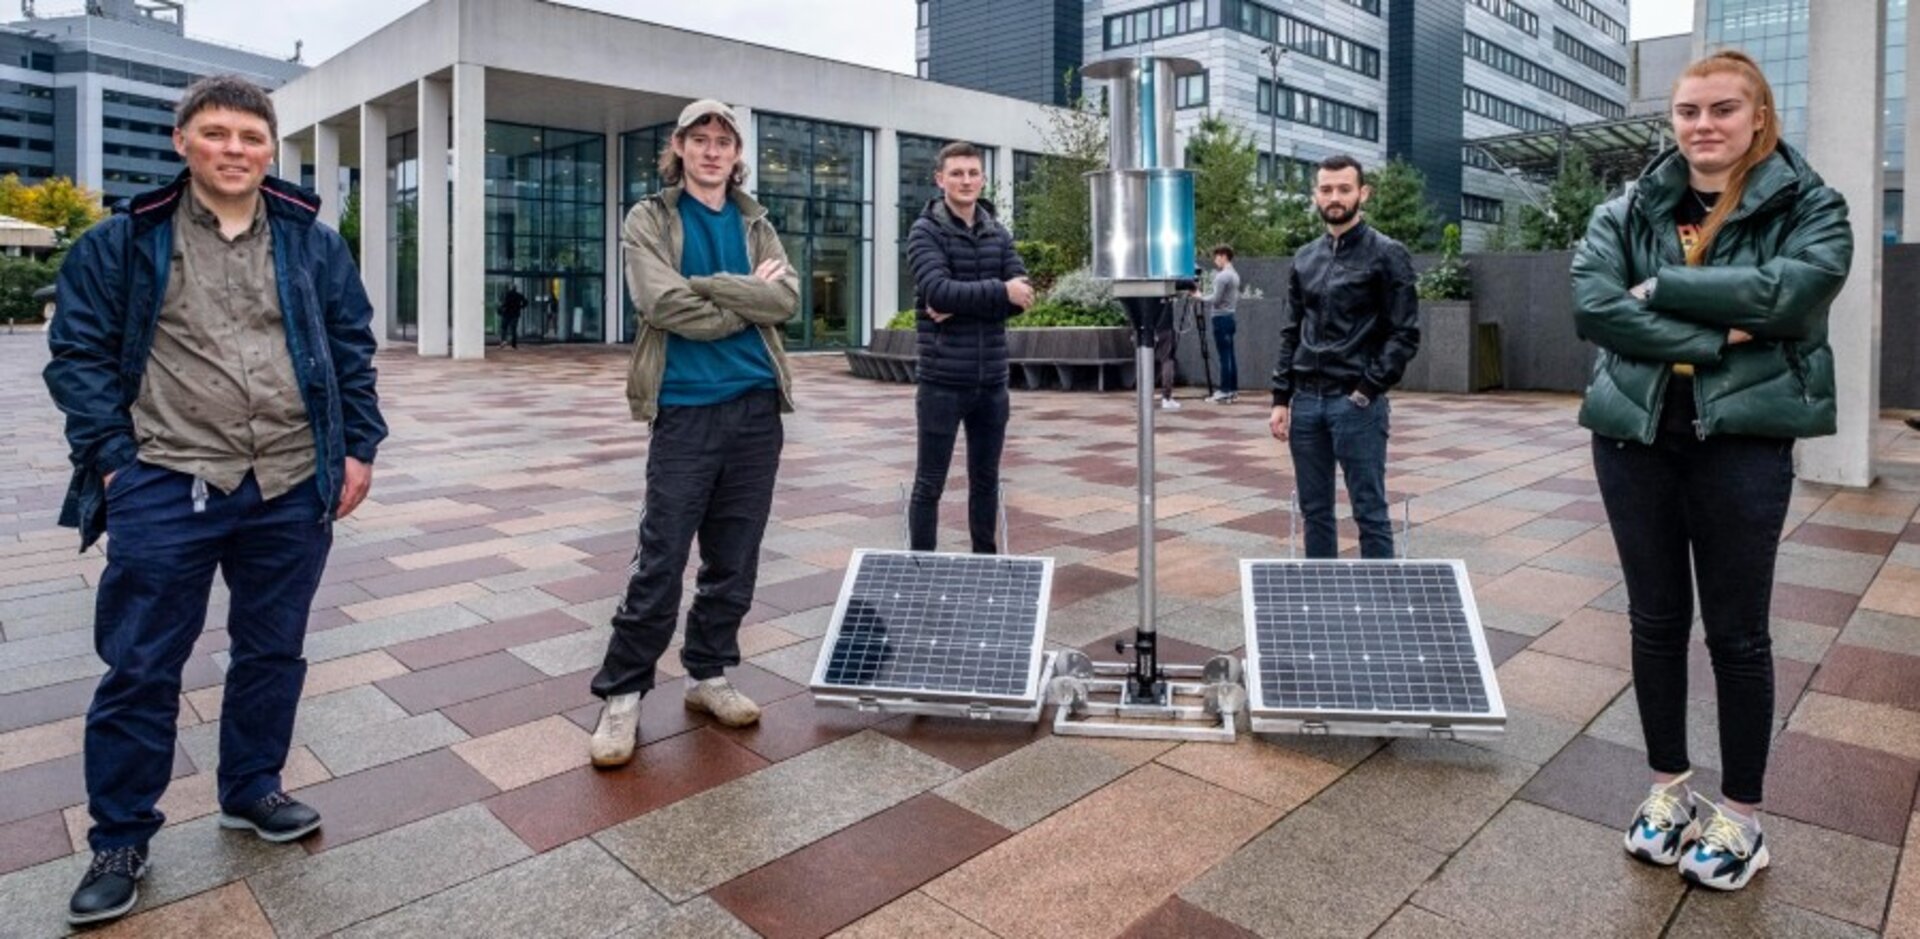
[1209,391,1237,404]
[1623,772,1699,866]
[1159,397,1181,411]
[589,692,641,767]
[1679,796,1769,891]
[685,677,761,727]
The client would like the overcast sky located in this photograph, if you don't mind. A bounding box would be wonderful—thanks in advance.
[32,0,1698,73]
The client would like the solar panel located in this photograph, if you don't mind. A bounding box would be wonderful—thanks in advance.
[811,550,1053,707]
[1241,559,1505,734]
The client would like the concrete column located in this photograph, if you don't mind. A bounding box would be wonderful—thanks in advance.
[1800,2,1885,487]
[733,104,759,198]
[359,103,391,349]
[604,119,622,343]
[1905,3,1920,242]
[417,77,451,358]
[873,127,900,334]
[450,63,487,360]
[312,122,341,229]
[278,136,303,185]
[73,75,104,191]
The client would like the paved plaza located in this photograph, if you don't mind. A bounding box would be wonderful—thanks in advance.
[4,332,1920,937]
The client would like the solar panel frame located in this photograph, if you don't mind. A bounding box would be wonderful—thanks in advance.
[1240,559,1506,729]
[810,549,1054,707]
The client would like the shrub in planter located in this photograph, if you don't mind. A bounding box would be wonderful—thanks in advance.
[1416,224,1472,302]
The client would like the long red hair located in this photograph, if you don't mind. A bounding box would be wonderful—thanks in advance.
[1673,50,1780,265]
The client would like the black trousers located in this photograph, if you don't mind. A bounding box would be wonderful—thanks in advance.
[592,390,783,699]
[908,381,1008,554]
[1592,421,1794,805]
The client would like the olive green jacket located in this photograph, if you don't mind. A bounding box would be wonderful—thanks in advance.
[622,185,799,423]
[1571,142,1851,443]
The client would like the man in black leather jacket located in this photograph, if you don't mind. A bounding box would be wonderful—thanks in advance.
[1267,155,1420,559]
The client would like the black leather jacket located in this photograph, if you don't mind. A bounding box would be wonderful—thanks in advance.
[1270,220,1421,405]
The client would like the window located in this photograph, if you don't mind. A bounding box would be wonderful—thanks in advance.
[1466,0,1539,37]
[1465,32,1623,118]
[1103,0,1210,48]
[1553,29,1627,85]
[1257,79,1380,141]
[1462,145,1501,172]
[898,133,994,314]
[1463,86,1563,132]
[1554,0,1627,45]
[1224,1,1382,78]
[757,113,871,350]
[1176,72,1208,109]
[916,0,928,28]
[1258,152,1319,189]
[1462,194,1504,223]
[916,58,928,79]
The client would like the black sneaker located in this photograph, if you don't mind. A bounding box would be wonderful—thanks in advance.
[67,844,147,925]
[1907,415,1920,431]
[218,791,321,843]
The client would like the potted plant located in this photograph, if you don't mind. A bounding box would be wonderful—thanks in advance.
[1411,224,1498,392]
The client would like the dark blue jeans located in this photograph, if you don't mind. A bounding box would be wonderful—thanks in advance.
[87,463,331,850]
[1592,429,1794,805]
[1210,314,1238,393]
[909,381,1008,553]
[594,389,783,699]
[1288,389,1393,559]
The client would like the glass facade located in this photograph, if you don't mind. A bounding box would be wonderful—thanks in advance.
[757,113,870,349]
[896,133,995,317]
[484,121,606,344]
[386,130,420,342]
[617,122,673,342]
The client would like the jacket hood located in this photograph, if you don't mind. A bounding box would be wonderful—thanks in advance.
[126,170,323,232]
[920,196,1000,234]
[1633,140,1824,224]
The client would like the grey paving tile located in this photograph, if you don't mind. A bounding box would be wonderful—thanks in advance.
[935,735,1146,832]
[303,606,487,663]
[1180,804,1446,939]
[1410,801,1685,939]
[307,711,471,777]
[339,838,666,939]
[1458,706,1582,766]
[0,629,93,673]
[1308,738,1539,853]
[1587,690,1785,774]
[1261,732,1386,770]
[1666,888,1877,939]
[593,730,957,901]
[458,586,570,622]
[1372,906,1475,939]
[1838,608,1920,657]
[179,684,408,771]
[509,626,613,677]
[1155,601,1245,652]
[0,851,84,938]
[1730,814,1901,931]
[0,655,104,696]
[604,896,762,939]
[748,636,822,687]
[139,813,311,908]
[248,804,533,939]
[1775,541,1886,596]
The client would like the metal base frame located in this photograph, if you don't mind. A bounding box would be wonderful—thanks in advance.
[812,652,1058,723]
[1049,651,1243,743]
[1247,716,1506,740]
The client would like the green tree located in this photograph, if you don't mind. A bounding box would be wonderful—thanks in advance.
[0,175,105,244]
[1186,114,1318,258]
[0,255,57,323]
[338,188,361,266]
[1010,72,1105,266]
[1517,144,1606,250]
[1362,160,1439,251]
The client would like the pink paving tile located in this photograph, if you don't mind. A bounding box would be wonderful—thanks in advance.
[1808,644,1920,712]
[1772,581,1862,629]
[295,749,498,853]
[1787,522,1901,556]
[1547,499,1612,524]
[442,669,600,738]
[1117,898,1262,939]
[483,727,768,852]
[1766,732,1920,845]
[352,555,522,599]
[0,811,72,876]
[386,609,588,671]
[1050,564,1137,607]
[0,748,191,827]
[538,569,632,604]
[372,650,549,715]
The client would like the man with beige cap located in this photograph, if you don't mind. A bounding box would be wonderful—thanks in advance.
[588,99,799,767]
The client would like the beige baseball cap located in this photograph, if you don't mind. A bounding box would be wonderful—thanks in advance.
[676,99,741,135]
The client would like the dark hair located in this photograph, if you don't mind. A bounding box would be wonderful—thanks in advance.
[657,114,750,189]
[935,140,983,173]
[175,75,277,141]
[1211,244,1234,260]
[1316,154,1367,187]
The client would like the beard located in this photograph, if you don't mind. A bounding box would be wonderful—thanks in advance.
[1317,202,1356,225]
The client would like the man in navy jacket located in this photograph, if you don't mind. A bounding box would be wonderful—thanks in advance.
[43,75,384,925]
[904,141,1031,553]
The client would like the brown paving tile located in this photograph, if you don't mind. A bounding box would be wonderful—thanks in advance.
[1480,627,1532,667]
[91,881,274,938]
[1116,897,1262,939]
[1888,813,1920,939]
[1807,644,1920,712]
[875,714,1052,772]
[1865,563,1920,619]
[386,609,588,671]
[1475,566,1613,621]
[1518,733,1722,831]
[1547,499,1612,523]
[1765,731,1920,846]
[319,557,401,586]
[0,676,95,734]
[442,668,599,738]
[0,748,190,827]
[755,569,850,614]
[923,764,1280,939]
[1154,737,1343,812]
[1050,564,1137,608]
[713,691,895,763]
[296,748,498,853]
[351,555,522,599]
[711,793,1010,939]
[538,569,631,605]
[830,891,996,939]
[0,810,72,876]
[451,715,591,792]
[483,726,769,853]
[1530,607,1632,671]
[1494,650,1629,725]
[372,650,548,715]
[1788,521,1901,556]
[1773,581,1863,629]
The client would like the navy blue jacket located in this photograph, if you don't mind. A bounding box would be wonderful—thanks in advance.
[43,172,386,550]
[906,197,1027,387]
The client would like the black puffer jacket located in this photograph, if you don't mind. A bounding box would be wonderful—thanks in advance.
[906,198,1027,387]
[1270,220,1420,404]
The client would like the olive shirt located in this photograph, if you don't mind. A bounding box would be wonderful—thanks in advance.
[129,191,315,498]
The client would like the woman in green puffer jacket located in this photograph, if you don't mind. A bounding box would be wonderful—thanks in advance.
[1571,49,1852,894]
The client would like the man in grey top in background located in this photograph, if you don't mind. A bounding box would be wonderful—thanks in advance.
[1205,244,1241,403]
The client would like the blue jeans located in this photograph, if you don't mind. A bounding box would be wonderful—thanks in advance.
[1210,315,1238,393]
[1288,390,1393,559]
[87,463,332,850]
[909,381,1009,553]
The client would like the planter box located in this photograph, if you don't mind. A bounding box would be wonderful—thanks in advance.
[1401,300,1501,394]
[845,326,1134,391]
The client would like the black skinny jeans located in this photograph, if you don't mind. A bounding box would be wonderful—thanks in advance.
[1591,392,1794,805]
[909,381,1008,553]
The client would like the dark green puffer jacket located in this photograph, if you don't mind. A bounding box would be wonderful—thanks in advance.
[1571,142,1852,444]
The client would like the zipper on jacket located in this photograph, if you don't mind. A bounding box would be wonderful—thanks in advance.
[1785,345,1811,403]
[1692,373,1708,441]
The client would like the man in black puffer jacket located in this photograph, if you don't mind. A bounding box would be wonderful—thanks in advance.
[904,141,1032,553]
